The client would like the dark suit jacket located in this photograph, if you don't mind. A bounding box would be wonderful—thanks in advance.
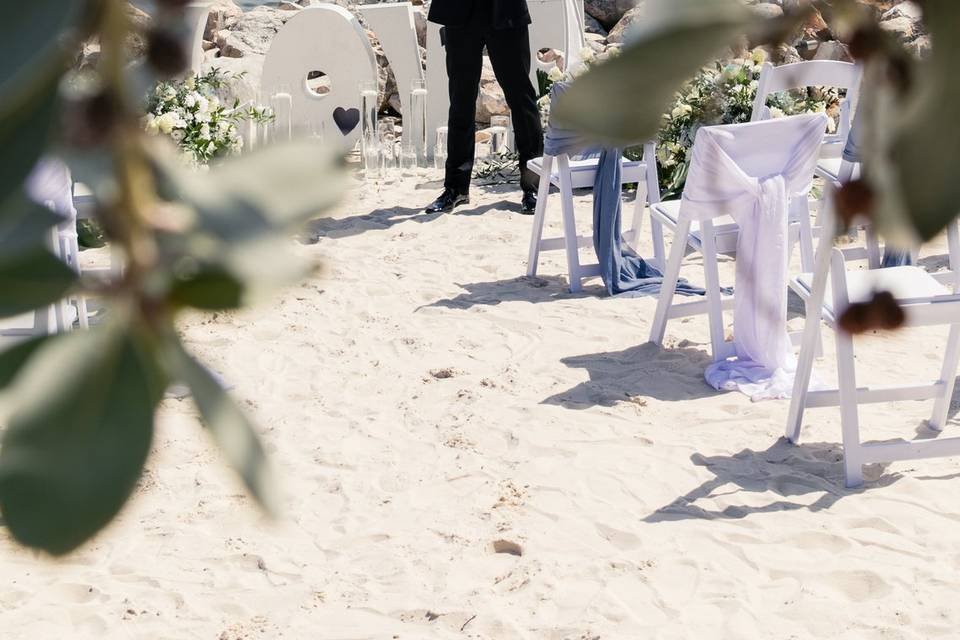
[427,0,532,30]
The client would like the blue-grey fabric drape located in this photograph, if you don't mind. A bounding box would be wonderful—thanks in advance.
[546,82,704,296]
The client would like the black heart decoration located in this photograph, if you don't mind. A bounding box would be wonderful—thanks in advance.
[332,107,361,136]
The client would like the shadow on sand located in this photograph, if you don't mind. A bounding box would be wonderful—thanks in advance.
[543,342,720,407]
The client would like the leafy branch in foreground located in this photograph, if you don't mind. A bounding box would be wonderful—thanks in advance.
[554,0,959,333]
[0,0,344,555]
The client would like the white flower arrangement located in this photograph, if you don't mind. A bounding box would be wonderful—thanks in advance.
[145,69,275,167]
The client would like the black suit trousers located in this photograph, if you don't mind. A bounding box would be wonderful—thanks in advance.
[442,22,544,194]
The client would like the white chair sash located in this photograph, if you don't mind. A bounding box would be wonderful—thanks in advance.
[681,113,829,399]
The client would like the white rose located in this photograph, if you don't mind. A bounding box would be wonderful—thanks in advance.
[579,46,595,63]
[208,95,221,111]
[157,112,178,135]
[171,130,185,143]
[184,93,198,108]
[200,123,211,139]
[196,96,210,114]
[769,106,785,119]
[547,66,564,83]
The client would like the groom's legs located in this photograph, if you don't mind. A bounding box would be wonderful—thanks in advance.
[485,25,543,194]
[443,26,485,194]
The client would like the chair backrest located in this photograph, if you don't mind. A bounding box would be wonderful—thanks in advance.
[751,60,862,150]
[562,0,587,73]
[681,113,829,222]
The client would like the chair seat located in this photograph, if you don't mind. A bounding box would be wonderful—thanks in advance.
[651,200,739,252]
[528,155,647,190]
[795,265,950,315]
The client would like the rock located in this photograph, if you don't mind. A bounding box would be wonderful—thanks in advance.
[413,6,428,48]
[215,7,289,59]
[607,4,647,45]
[881,1,923,23]
[748,3,784,19]
[204,0,244,42]
[475,59,508,124]
[813,40,853,62]
[584,0,639,30]
[583,12,607,36]
[879,16,917,43]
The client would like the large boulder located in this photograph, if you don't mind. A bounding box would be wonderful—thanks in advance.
[606,3,647,45]
[215,6,291,58]
[204,0,244,41]
[584,0,639,31]
[475,60,508,124]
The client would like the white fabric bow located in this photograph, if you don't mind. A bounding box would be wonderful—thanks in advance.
[679,113,829,400]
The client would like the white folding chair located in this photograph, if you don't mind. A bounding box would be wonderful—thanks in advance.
[649,114,828,365]
[525,0,663,292]
[525,146,662,293]
[786,194,960,487]
[751,60,883,267]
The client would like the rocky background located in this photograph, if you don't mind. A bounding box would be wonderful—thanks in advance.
[100,0,927,124]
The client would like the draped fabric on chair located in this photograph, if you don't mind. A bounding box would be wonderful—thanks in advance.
[678,114,828,399]
[544,82,704,297]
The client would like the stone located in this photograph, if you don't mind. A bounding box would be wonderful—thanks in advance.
[748,3,784,19]
[607,4,647,45]
[204,0,244,42]
[879,16,917,43]
[216,7,289,59]
[583,12,607,36]
[476,59,508,124]
[813,40,853,62]
[584,0,639,30]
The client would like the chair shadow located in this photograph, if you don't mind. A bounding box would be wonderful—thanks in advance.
[643,438,904,523]
[421,275,604,310]
[543,341,720,408]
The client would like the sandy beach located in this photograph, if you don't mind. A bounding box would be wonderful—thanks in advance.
[2,170,959,639]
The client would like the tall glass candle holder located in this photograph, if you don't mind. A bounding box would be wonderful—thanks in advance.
[409,79,428,167]
[359,80,379,154]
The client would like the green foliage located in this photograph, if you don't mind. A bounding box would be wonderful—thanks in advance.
[0,191,79,318]
[0,0,344,555]
[656,52,841,197]
[553,0,757,145]
[0,316,165,555]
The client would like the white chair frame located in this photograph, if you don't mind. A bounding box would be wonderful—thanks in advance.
[525,144,662,293]
[647,195,814,363]
[751,60,862,161]
[787,195,960,487]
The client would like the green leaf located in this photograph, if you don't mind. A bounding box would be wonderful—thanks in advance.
[153,139,347,241]
[553,0,755,145]
[0,191,79,318]
[0,85,61,205]
[149,140,342,310]
[0,0,83,121]
[0,317,166,555]
[163,337,279,517]
[0,335,50,392]
[880,0,960,241]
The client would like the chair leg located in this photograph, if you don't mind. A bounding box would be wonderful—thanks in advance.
[829,248,864,487]
[526,155,554,278]
[651,217,666,272]
[798,198,815,273]
[557,155,582,293]
[786,229,833,443]
[699,220,727,362]
[930,324,960,431]
[865,225,882,270]
[649,216,691,346]
[626,179,647,251]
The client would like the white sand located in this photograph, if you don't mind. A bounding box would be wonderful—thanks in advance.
[2,170,960,639]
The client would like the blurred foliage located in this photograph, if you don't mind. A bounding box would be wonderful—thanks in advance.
[0,0,344,555]
[554,0,960,244]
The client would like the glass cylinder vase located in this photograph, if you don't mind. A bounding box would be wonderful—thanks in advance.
[409,79,428,168]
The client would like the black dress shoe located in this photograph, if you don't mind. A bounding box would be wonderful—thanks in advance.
[425,188,469,214]
[520,190,537,215]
